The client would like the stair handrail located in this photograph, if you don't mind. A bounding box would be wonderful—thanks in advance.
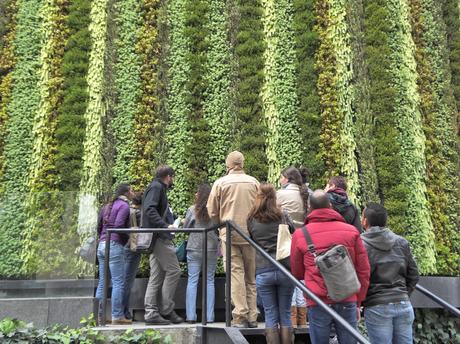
[225,220,370,344]
[414,284,460,318]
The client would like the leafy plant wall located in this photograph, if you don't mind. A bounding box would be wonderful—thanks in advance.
[0,0,459,277]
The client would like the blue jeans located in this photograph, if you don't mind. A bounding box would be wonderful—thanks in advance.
[308,302,357,344]
[123,247,142,317]
[291,282,306,307]
[95,241,126,319]
[364,301,414,344]
[186,250,218,322]
[256,270,294,328]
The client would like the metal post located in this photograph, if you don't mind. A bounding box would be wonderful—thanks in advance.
[225,222,232,327]
[202,229,208,326]
[101,232,111,327]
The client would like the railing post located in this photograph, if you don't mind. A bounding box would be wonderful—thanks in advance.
[101,232,111,327]
[225,222,232,327]
[202,229,208,326]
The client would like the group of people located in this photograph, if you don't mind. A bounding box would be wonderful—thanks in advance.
[94,151,420,344]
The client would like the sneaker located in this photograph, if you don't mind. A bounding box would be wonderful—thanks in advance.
[112,318,133,325]
[248,321,258,328]
[145,313,171,325]
[161,311,184,324]
[232,321,248,328]
[186,320,196,324]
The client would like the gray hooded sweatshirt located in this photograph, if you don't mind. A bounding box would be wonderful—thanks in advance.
[361,226,419,307]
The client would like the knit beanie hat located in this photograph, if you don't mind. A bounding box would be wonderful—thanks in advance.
[226,151,244,170]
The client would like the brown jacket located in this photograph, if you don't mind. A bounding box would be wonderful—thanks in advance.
[207,169,259,244]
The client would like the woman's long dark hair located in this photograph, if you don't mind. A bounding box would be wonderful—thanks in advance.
[248,183,283,223]
[195,183,212,222]
[104,183,131,224]
[281,166,309,212]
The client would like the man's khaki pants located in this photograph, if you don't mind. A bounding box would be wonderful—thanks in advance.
[221,242,257,324]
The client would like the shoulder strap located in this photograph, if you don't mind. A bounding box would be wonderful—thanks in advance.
[301,225,318,258]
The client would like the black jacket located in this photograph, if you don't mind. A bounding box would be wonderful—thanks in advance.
[328,190,363,232]
[361,226,419,307]
[142,178,170,240]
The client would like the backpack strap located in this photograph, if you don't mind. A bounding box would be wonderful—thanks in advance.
[301,225,318,258]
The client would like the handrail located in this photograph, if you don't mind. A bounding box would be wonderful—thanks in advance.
[101,225,223,333]
[225,220,370,344]
[414,284,460,318]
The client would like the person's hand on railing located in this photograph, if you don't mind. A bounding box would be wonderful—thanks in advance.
[357,307,363,322]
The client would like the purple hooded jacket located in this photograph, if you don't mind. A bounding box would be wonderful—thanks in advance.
[97,198,130,245]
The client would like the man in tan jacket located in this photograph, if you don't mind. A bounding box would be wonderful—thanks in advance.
[207,151,259,328]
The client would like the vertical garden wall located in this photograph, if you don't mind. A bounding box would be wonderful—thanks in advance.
[0,0,459,279]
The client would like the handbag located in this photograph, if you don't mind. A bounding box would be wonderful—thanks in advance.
[276,224,291,261]
[175,240,188,262]
[133,201,170,253]
[79,236,97,263]
[302,225,361,301]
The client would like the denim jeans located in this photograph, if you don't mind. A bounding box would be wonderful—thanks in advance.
[256,270,294,328]
[308,302,357,344]
[95,241,126,319]
[186,250,218,322]
[364,301,415,344]
[123,247,142,318]
[291,282,306,307]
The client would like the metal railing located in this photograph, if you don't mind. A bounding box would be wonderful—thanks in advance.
[99,220,459,344]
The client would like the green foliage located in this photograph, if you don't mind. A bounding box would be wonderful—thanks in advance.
[21,0,72,276]
[409,0,460,274]
[0,0,44,277]
[346,0,380,204]
[233,0,268,182]
[0,317,172,343]
[0,0,16,194]
[131,0,163,190]
[315,0,360,202]
[55,0,90,192]
[203,0,233,182]
[414,309,460,343]
[293,0,324,189]
[78,0,109,234]
[111,0,142,186]
[165,0,193,215]
[261,0,302,185]
[363,0,436,273]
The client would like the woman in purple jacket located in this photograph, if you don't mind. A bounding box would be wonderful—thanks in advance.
[95,183,134,325]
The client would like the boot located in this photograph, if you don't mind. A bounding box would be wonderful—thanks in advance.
[290,306,297,328]
[297,307,307,328]
[280,326,294,344]
[265,327,281,344]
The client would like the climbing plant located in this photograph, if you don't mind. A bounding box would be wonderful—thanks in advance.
[165,0,192,215]
[111,0,142,186]
[203,0,233,182]
[409,0,460,275]
[364,0,436,273]
[232,0,267,182]
[261,0,302,185]
[0,0,44,277]
[315,0,360,202]
[293,0,324,189]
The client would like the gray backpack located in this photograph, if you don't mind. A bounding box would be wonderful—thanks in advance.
[302,226,360,301]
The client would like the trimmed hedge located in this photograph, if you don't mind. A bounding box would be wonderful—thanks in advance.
[315,0,360,203]
[409,0,460,274]
[261,0,302,185]
[233,0,268,182]
[0,0,44,277]
[364,0,436,274]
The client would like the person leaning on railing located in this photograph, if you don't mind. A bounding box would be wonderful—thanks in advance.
[248,183,296,344]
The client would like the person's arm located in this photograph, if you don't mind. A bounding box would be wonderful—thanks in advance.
[354,235,371,305]
[183,207,195,229]
[144,184,169,228]
[114,202,130,228]
[290,230,305,280]
[207,182,221,224]
[405,242,420,294]
[96,206,104,239]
